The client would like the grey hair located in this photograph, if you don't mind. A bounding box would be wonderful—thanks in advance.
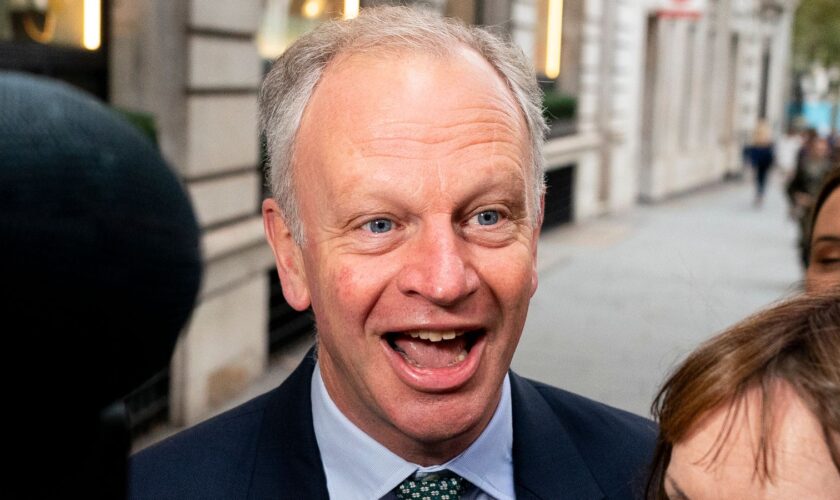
[259,6,547,244]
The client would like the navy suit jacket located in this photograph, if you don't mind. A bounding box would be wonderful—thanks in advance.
[130,352,656,499]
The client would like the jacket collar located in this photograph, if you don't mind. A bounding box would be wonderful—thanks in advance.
[250,350,330,499]
[247,353,605,500]
[510,371,605,500]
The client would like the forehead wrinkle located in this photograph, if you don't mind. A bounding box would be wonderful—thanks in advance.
[354,116,522,152]
[354,138,523,166]
[328,152,526,219]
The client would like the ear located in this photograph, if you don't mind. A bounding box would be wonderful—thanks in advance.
[530,195,545,297]
[262,198,311,311]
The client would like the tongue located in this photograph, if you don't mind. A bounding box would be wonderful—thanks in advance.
[392,335,468,369]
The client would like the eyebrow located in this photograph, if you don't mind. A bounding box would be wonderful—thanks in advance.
[666,476,692,500]
[813,235,840,244]
[335,175,529,220]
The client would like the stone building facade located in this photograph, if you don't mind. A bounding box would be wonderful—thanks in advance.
[103,0,798,425]
[0,0,796,430]
[110,0,271,425]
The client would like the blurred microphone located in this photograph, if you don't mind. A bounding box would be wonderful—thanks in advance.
[0,72,202,497]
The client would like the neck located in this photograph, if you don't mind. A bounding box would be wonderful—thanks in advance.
[317,356,502,467]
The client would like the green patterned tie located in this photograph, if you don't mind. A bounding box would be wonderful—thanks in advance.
[394,471,469,500]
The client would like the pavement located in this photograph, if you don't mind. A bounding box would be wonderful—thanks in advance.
[134,174,802,450]
[514,175,801,416]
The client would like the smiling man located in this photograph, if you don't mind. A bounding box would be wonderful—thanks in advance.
[130,7,655,500]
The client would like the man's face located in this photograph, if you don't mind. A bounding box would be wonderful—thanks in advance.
[263,47,539,464]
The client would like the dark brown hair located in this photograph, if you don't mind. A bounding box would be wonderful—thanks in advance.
[646,290,840,499]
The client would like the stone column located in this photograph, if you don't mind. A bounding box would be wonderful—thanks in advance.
[603,0,644,211]
[727,1,771,147]
[111,0,271,426]
[764,3,796,134]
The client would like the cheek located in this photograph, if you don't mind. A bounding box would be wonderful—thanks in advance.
[320,265,365,316]
[476,247,535,314]
[335,265,357,293]
[806,267,840,293]
[316,259,395,323]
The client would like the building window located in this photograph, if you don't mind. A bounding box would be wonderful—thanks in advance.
[1,0,101,50]
[534,0,564,80]
[443,0,477,25]
[538,0,580,135]
[258,0,360,59]
[0,0,108,99]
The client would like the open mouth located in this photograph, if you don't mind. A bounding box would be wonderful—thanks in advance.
[385,330,484,369]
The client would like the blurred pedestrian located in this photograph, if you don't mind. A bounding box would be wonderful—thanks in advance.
[743,120,775,207]
[646,290,840,499]
[792,128,820,183]
[828,129,840,155]
[805,167,840,293]
[788,136,833,266]
[775,125,803,179]
[831,131,840,164]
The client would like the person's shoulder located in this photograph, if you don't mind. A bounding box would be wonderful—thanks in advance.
[527,377,657,443]
[513,374,657,496]
[130,354,325,499]
[128,388,277,499]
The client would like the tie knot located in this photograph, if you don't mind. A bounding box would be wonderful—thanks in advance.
[394,471,469,500]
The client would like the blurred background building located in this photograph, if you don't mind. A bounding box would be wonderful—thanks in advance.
[1,0,799,430]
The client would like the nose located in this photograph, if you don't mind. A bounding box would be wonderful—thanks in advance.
[396,218,479,307]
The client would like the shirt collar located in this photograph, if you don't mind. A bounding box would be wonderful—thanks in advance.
[311,363,514,500]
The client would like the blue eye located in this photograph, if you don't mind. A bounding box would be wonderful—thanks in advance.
[475,210,500,226]
[364,218,393,233]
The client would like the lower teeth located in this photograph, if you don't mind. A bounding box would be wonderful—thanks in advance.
[395,348,469,367]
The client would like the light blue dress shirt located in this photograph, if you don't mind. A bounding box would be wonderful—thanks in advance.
[311,363,515,500]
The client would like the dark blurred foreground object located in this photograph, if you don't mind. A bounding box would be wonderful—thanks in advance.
[0,72,201,497]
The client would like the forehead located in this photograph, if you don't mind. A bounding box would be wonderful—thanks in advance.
[296,45,529,157]
[291,45,532,206]
[667,383,840,496]
[320,44,522,117]
[814,188,840,234]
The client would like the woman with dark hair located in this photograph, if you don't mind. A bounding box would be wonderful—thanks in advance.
[646,291,840,499]
[806,167,840,293]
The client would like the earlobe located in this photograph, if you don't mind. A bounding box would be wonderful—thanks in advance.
[262,198,311,311]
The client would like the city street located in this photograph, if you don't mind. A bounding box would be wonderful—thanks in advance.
[514,175,801,416]
[136,174,803,449]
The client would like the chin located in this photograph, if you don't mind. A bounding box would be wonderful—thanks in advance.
[385,387,497,448]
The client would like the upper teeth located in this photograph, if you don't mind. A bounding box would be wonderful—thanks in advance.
[408,331,464,342]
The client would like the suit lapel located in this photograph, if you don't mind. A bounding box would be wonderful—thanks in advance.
[239,358,606,498]
[247,350,330,499]
[510,372,605,500]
